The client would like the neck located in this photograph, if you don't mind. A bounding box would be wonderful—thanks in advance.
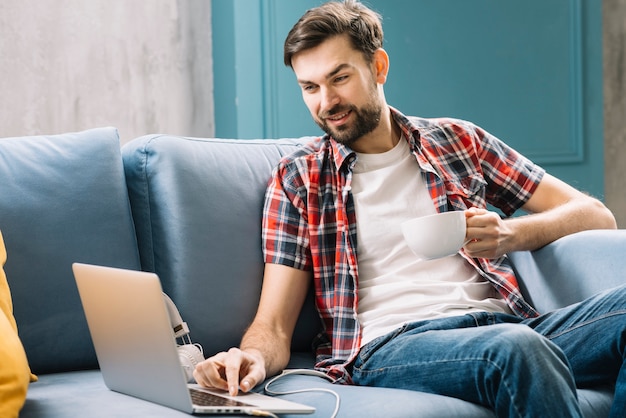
[350,106,400,154]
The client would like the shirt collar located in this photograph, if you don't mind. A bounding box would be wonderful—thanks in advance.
[390,106,438,175]
[327,135,357,172]
[389,106,421,151]
[325,106,425,172]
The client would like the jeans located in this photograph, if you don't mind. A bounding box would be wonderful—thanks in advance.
[351,285,626,418]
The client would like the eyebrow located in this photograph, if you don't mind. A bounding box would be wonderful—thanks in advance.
[297,63,353,86]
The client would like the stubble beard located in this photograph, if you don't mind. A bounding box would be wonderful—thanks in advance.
[315,86,383,148]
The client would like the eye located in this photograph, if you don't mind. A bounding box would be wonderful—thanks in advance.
[334,75,348,83]
[301,84,318,93]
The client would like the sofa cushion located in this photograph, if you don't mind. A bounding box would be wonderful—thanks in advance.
[0,128,141,374]
[122,136,320,356]
[20,369,613,418]
[21,370,191,418]
[509,229,626,313]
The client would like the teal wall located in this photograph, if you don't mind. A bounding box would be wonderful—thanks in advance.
[212,0,604,198]
[212,0,320,140]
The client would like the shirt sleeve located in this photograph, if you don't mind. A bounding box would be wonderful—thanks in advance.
[262,162,312,270]
[471,123,546,216]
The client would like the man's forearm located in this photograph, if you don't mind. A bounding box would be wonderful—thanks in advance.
[240,320,292,378]
[465,194,616,259]
[507,195,616,253]
[237,263,310,381]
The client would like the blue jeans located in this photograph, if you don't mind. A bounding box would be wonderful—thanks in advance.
[351,285,626,418]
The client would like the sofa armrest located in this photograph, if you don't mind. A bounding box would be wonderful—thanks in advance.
[508,229,626,314]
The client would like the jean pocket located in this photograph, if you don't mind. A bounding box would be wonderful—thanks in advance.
[355,325,407,368]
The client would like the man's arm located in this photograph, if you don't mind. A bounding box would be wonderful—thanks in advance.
[464,173,617,259]
[193,263,311,395]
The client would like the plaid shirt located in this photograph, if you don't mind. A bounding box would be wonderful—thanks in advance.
[262,107,545,384]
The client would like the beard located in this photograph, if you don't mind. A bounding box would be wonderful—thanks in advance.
[314,85,383,148]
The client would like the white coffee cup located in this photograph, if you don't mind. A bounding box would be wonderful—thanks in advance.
[401,211,467,260]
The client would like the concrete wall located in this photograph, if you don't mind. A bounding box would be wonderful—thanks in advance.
[0,0,213,144]
[604,0,626,227]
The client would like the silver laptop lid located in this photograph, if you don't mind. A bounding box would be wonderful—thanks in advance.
[73,263,195,413]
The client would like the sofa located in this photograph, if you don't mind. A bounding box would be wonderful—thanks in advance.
[0,127,623,417]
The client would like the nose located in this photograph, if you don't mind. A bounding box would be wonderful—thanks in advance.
[320,86,340,114]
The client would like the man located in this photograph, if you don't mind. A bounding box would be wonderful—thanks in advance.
[194,1,625,416]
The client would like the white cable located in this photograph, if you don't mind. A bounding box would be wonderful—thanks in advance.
[263,369,340,418]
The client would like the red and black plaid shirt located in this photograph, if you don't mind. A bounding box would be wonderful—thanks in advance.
[262,107,544,384]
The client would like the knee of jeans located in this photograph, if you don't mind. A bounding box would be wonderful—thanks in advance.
[490,325,569,366]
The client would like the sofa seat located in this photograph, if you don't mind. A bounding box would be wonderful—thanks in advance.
[21,365,614,418]
[21,370,189,418]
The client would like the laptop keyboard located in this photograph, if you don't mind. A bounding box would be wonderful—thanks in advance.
[190,388,254,407]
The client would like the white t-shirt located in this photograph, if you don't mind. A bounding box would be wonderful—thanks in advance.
[352,137,511,347]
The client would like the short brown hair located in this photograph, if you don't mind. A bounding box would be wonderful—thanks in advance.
[283,0,383,67]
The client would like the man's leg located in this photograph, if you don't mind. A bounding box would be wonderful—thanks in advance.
[523,284,626,418]
[351,313,582,418]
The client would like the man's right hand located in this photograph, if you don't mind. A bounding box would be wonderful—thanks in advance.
[193,347,267,396]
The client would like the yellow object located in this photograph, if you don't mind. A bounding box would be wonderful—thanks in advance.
[0,230,37,418]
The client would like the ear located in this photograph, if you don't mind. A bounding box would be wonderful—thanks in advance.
[373,48,390,84]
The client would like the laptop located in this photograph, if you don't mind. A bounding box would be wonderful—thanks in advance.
[72,262,315,415]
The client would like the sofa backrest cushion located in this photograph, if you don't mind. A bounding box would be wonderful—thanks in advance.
[122,136,321,356]
[509,229,626,313]
[0,128,141,374]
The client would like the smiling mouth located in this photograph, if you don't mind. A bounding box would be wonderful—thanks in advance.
[326,110,351,122]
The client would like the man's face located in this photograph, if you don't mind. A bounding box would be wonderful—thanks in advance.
[291,35,384,148]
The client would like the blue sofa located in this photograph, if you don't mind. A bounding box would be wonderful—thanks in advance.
[0,127,622,417]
